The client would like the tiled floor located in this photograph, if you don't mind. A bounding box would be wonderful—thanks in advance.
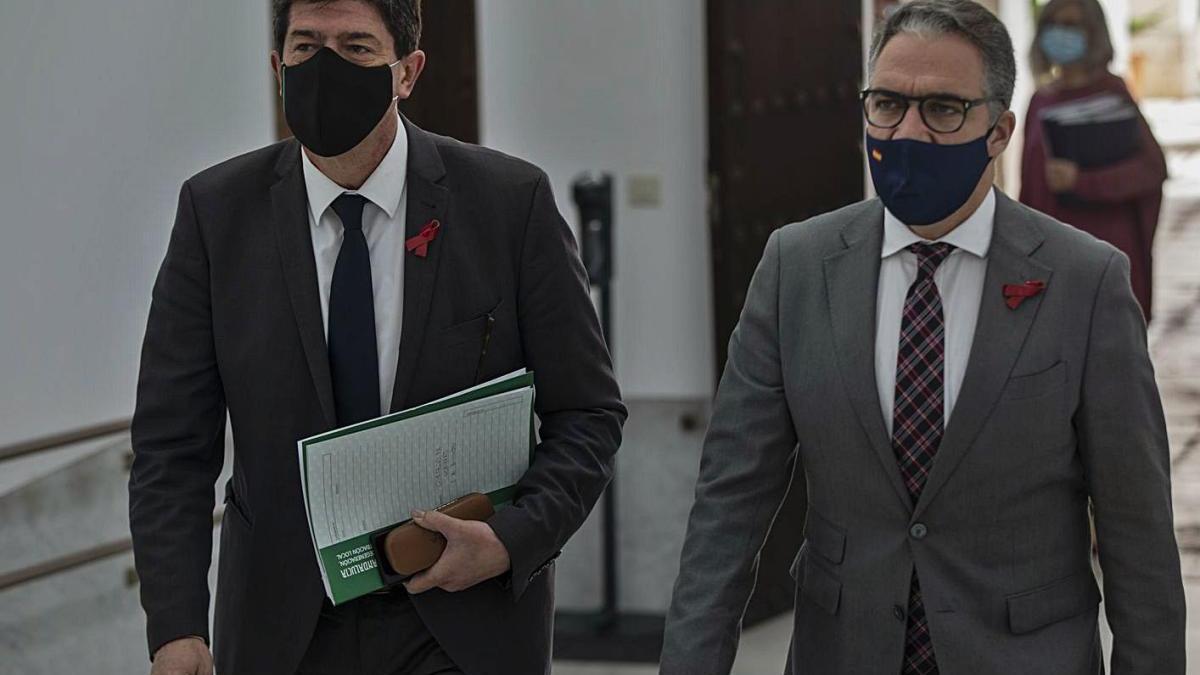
[555,614,793,675]
[555,100,1200,674]
[1152,103,1200,667]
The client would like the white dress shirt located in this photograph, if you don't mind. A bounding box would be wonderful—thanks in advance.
[301,117,409,415]
[875,188,995,436]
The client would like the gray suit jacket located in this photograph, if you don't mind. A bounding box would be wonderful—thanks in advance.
[661,193,1184,675]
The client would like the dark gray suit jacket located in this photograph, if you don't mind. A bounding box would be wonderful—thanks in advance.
[661,193,1184,674]
[128,118,625,675]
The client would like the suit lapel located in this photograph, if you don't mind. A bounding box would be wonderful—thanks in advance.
[824,201,914,510]
[389,118,449,413]
[913,193,1053,519]
[270,140,337,428]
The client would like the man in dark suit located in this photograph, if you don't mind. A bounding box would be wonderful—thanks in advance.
[661,2,1184,674]
[128,1,625,673]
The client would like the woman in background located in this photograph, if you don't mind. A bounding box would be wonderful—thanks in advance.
[1021,0,1167,321]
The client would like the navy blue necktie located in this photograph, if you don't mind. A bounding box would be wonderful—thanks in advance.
[328,194,380,426]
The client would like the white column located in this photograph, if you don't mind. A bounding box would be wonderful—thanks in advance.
[1099,0,1133,73]
[477,0,713,400]
[1000,0,1036,195]
[1182,0,1200,30]
[1181,0,1200,95]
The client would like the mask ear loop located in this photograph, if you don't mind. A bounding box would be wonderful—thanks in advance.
[387,58,405,103]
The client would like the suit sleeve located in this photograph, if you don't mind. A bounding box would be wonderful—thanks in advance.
[128,181,227,659]
[1077,251,1185,675]
[486,171,626,600]
[660,230,799,675]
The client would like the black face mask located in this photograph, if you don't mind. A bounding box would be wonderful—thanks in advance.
[282,47,399,157]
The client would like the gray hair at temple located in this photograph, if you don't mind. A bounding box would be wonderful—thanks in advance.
[869,0,1017,117]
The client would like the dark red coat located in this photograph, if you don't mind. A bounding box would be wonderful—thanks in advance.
[1020,73,1166,321]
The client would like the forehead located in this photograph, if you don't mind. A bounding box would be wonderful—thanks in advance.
[871,31,987,98]
[288,0,389,38]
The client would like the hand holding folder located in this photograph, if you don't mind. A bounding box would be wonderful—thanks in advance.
[297,370,535,604]
[1040,92,1140,169]
[1039,93,1142,205]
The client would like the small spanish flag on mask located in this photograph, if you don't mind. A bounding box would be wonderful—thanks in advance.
[871,148,884,162]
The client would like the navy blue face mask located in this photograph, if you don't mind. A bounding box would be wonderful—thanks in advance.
[866,129,995,226]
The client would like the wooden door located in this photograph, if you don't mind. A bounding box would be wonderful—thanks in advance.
[399,0,479,143]
[707,0,865,625]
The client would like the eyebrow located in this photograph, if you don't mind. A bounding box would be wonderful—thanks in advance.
[288,29,323,42]
[924,90,982,100]
[872,87,982,101]
[288,29,381,45]
[342,32,381,45]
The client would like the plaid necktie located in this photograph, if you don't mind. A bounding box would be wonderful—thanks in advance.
[892,242,954,675]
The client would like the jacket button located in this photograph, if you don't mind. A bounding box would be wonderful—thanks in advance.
[893,605,906,621]
[910,523,928,540]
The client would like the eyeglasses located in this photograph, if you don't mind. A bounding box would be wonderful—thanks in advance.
[860,88,999,134]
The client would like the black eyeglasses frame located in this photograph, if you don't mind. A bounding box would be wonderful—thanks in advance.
[860,88,1001,134]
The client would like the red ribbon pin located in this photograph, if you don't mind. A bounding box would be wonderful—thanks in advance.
[406,219,441,258]
[1002,280,1046,310]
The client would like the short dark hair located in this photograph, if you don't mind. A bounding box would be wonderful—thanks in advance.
[869,0,1016,115]
[272,0,422,59]
[1030,0,1115,81]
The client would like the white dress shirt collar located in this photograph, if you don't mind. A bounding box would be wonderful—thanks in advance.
[300,115,409,224]
[881,187,996,261]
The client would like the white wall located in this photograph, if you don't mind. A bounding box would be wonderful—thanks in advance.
[1186,0,1200,95]
[476,0,713,400]
[1001,0,1037,195]
[1100,0,1133,72]
[0,1,275,446]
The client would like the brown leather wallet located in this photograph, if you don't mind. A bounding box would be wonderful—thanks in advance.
[374,492,495,580]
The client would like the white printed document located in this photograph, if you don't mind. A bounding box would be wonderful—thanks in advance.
[297,370,535,603]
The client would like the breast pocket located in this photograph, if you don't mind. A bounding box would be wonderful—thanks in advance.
[1001,361,1066,401]
[988,361,1072,452]
[425,299,504,388]
[438,311,493,348]
[439,295,502,344]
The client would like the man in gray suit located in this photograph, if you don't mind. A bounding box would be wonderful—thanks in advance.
[661,2,1185,674]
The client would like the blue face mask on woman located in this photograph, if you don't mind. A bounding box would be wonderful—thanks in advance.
[1040,25,1088,66]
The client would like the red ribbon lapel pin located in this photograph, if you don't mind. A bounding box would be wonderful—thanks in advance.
[406,219,441,258]
[1002,280,1046,310]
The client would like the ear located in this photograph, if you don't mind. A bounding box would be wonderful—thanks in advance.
[270,51,284,98]
[394,50,427,101]
[987,109,1017,158]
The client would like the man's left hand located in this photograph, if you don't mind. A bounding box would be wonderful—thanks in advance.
[403,509,511,594]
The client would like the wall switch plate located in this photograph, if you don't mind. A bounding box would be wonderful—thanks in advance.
[627,174,662,209]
